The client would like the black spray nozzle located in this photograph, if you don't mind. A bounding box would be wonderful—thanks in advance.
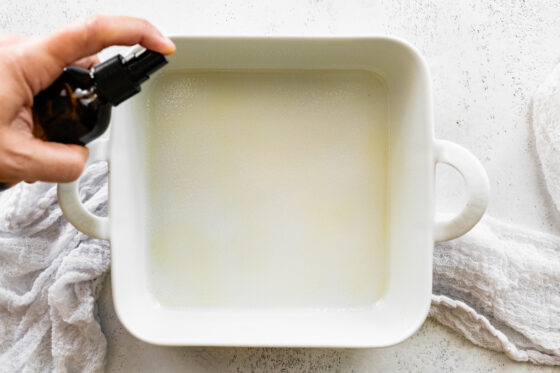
[127,48,167,85]
[92,48,168,106]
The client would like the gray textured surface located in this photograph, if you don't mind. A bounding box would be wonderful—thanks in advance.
[2,0,560,371]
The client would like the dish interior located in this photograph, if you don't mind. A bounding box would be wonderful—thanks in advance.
[110,38,434,346]
[146,70,389,309]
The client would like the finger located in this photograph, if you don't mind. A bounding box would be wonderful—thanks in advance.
[25,139,89,182]
[10,107,34,134]
[16,15,174,95]
[35,15,174,68]
[72,54,100,69]
[0,130,88,183]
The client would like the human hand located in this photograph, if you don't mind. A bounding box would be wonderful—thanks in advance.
[0,15,175,189]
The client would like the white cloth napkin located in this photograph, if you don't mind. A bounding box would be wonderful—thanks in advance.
[430,63,560,366]
[0,164,109,373]
[0,65,559,371]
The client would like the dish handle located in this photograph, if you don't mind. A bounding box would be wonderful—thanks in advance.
[433,139,489,242]
[57,139,110,240]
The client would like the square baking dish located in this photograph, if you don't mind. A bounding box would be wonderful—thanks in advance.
[58,37,488,347]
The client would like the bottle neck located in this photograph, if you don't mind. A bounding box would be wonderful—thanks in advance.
[73,86,100,106]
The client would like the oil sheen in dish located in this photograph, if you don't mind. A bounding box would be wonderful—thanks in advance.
[147,70,389,309]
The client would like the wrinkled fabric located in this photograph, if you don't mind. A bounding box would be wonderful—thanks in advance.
[429,63,560,366]
[0,163,109,373]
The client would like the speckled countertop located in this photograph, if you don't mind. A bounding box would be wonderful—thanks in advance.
[2,0,560,371]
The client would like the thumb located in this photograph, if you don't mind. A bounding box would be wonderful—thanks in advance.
[0,131,88,183]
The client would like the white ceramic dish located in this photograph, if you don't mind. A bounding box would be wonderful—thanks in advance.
[58,37,489,347]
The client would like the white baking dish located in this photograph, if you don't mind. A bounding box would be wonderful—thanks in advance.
[58,37,489,347]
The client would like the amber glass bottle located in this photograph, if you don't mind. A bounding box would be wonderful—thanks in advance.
[32,65,112,145]
[33,48,167,145]
[0,48,167,191]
